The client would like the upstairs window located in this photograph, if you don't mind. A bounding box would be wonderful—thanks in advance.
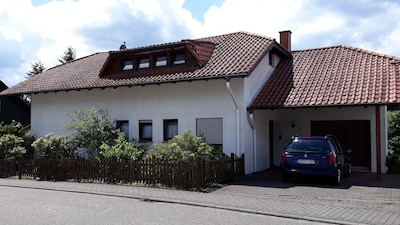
[122,60,133,70]
[139,58,150,69]
[155,56,167,67]
[173,54,185,65]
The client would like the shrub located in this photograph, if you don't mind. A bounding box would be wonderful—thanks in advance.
[386,153,400,174]
[0,134,26,159]
[146,130,215,162]
[0,121,35,159]
[100,131,146,161]
[32,133,74,159]
[65,107,118,159]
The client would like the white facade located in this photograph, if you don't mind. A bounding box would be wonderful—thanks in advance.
[30,50,388,174]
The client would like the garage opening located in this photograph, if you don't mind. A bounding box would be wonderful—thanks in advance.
[311,120,371,170]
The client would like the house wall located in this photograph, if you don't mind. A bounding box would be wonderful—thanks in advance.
[254,106,387,173]
[31,78,244,157]
[243,53,280,173]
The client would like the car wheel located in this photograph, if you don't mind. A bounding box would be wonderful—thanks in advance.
[282,173,291,182]
[332,168,341,185]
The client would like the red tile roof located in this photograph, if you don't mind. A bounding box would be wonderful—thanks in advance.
[0,32,276,96]
[251,45,400,109]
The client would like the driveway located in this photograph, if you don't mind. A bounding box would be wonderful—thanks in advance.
[218,168,400,224]
[0,169,399,225]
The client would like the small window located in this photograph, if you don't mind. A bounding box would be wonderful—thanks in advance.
[155,56,167,67]
[164,119,178,141]
[173,54,185,65]
[139,120,153,142]
[117,120,129,140]
[139,58,150,69]
[122,60,133,70]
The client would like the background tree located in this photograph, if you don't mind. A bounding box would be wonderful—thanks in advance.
[387,110,400,173]
[388,111,400,154]
[26,61,45,79]
[58,47,76,64]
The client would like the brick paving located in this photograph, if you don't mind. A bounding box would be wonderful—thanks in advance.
[0,170,399,225]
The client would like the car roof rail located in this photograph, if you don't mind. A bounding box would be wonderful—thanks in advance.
[324,134,336,139]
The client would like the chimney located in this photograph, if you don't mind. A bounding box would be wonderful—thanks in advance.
[279,30,292,52]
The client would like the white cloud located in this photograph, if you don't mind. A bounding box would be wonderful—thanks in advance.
[0,0,399,88]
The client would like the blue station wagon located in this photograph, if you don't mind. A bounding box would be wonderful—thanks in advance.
[280,135,351,185]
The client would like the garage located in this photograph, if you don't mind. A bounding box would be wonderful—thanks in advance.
[311,120,371,170]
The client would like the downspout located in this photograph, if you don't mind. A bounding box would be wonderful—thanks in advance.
[225,77,240,157]
[248,110,256,173]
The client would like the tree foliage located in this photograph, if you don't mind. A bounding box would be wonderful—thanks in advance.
[388,110,400,154]
[32,133,75,159]
[387,110,400,174]
[65,107,117,159]
[58,47,76,64]
[100,131,146,161]
[146,130,215,162]
[26,61,45,78]
[0,121,35,159]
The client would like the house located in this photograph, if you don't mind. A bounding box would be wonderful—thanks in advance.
[1,31,399,174]
[0,81,30,125]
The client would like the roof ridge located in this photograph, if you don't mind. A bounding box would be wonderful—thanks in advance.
[294,45,400,60]
[45,52,109,72]
[195,31,276,42]
[292,45,343,52]
[341,44,400,60]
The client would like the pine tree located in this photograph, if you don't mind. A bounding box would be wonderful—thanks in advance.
[26,61,45,78]
[58,47,76,64]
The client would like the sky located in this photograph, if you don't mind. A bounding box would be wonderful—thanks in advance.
[1,0,400,87]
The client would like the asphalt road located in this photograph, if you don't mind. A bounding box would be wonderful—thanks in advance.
[0,186,329,225]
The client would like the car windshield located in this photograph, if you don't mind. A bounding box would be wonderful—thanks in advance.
[285,139,330,153]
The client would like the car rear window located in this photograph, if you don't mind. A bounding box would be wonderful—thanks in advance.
[285,139,330,153]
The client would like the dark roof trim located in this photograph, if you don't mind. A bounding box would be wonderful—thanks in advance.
[248,102,399,111]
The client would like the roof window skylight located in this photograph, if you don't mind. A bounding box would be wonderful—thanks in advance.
[156,56,167,67]
[139,58,150,69]
[122,60,133,70]
[173,54,185,65]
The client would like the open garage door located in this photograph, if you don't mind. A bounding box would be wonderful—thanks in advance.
[311,120,371,169]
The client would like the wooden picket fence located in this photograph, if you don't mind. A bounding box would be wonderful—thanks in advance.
[0,153,244,189]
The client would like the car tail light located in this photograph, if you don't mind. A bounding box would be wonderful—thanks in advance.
[280,152,286,163]
[328,152,337,165]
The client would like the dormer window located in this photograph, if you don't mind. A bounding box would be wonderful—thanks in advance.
[122,60,133,70]
[101,40,215,79]
[139,58,150,69]
[173,54,185,65]
[155,56,167,67]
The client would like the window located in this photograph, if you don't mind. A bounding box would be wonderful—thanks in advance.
[117,120,129,140]
[139,120,153,142]
[164,119,178,141]
[122,60,133,70]
[173,54,185,65]
[196,118,223,145]
[155,56,167,67]
[139,58,150,69]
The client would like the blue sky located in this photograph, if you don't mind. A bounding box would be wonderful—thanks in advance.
[1,0,400,87]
